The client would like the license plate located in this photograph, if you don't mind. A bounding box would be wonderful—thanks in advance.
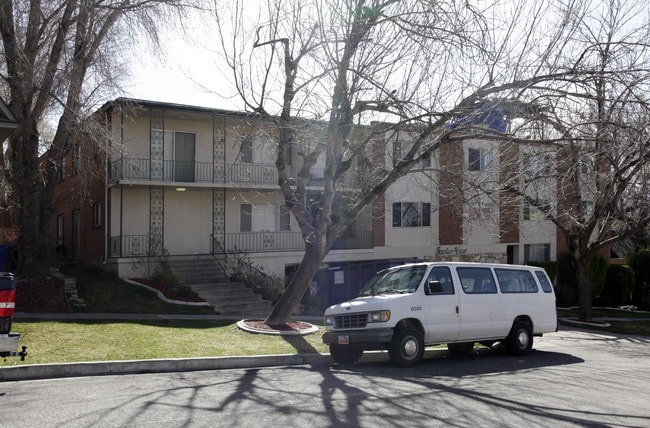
[338,335,349,345]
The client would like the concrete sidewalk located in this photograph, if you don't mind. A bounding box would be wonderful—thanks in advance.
[2,313,329,382]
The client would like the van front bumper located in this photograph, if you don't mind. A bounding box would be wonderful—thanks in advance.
[322,328,394,349]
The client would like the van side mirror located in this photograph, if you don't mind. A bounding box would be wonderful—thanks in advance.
[428,280,443,294]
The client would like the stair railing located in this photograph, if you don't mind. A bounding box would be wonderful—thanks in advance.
[210,235,232,278]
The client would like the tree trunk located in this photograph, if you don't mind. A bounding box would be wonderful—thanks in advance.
[575,255,593,321]
[264,242,325,325]
[10,124,52,277]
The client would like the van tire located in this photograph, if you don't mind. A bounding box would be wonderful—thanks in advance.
[506,321,533,356]
[0,317,11,334]
[447,342,474,357]
[329,345,363,364]
[389,328,424,367]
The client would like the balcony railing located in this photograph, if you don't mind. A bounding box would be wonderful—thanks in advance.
[109,235,149,257]
[109,231,372,257]
[222,230,373,253]
[108,158,360,187]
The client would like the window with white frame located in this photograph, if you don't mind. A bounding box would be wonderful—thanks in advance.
[72,144,81,176]
[57,214,64,246]
[57,158,66,182]
[392,202,431,227]
[468,147,494,171]
[523,199,550,221]
[92,202,102,228]
[522,153,553,181]
[393,139,431,169]
[467,192,496,221]
[524,243,550,263]
[240,134,276,165]
[240,204,291,232]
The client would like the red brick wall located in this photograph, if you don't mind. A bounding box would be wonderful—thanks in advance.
[50,121,108,265]
[438,141,463,245]
[500,140,520,243]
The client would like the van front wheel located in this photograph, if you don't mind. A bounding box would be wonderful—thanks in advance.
[506,321,533,356]
[389,328,424,367]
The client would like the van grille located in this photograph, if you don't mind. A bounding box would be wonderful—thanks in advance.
[333,313,368,329]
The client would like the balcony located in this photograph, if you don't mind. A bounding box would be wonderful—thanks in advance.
[223,230,373,253]
[109,231,373,257]
[108,158,360,187]
[109,235,149,257]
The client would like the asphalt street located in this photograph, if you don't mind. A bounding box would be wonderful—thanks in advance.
[1,326,649,427]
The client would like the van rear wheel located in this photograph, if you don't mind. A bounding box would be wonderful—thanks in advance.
[329,345,363,364]
[389,328,424,367]
[506,321,533,356]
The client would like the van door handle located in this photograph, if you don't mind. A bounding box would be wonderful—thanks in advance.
[456,305,459,315]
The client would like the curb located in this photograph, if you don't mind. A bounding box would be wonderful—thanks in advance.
[0,353,331,382]
[236,319,320,336]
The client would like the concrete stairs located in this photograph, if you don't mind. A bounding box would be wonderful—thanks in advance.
[167,257,272,316]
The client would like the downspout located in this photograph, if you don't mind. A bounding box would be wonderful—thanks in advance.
[102,107,109,264]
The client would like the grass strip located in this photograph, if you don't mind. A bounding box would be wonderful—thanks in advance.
[2,319,329,366]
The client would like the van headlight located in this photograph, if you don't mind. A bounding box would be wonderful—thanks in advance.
[324,315,333,326]
[368,310,391,323]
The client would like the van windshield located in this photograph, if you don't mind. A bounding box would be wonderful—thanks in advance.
[358,265,427,296]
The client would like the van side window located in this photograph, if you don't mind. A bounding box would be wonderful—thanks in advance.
[457,267,497,294]
[425,267,454,295]
[535,271,554,293]
[495,269,539,293]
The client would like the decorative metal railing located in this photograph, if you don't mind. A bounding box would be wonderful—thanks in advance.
[109,231,372,257]
[109,235,149,257]
[222,230,373,253]
[108,158,359,187]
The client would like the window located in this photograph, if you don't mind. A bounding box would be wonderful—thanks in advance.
[425,266,455,295]
[72,210,80,258]
[162,130,195,182]
[523,199,550,220]
[522,153,553,180]
[92,202,102,228]
[240,204,290,232]
[580,155,594,175]
[467,193,495,221]
[524,244,550,263]
[495,269,538,293]
[240,136,253,163]
[468,148,493,171]
[57,214,64,246]
[457,267,497,294]
[57,159,66,182]
[72,144,81,176]
[393,139,431,169]
[240,134,276,165]
[535,271,554,293]
[579,201,594,217]
[279,205,291,232]
[392,202,431,227]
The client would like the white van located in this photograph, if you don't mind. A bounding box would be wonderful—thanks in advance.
[322,262,557,366]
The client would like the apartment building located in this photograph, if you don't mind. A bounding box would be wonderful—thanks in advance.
[50,98,559,306]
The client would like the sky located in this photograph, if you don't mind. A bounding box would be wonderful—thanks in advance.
[122,22,242,112]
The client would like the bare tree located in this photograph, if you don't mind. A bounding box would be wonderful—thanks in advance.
[0,0,192,276]
[505,1,650,320]
[214,0,650,325]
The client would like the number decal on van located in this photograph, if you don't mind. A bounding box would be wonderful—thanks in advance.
[411,306,422,312]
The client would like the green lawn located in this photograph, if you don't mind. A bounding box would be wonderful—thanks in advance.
[557,307,650,336]
[2,273,648,367]
[2,319,328,366]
